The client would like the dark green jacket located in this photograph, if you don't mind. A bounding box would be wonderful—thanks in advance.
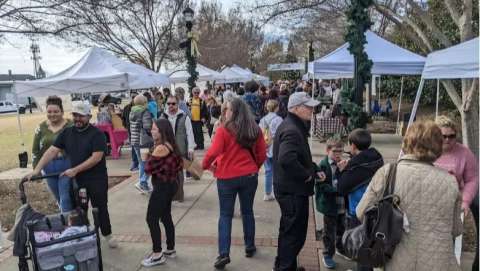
[314,156,338,216]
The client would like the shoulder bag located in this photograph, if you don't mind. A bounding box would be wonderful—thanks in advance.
[342,163,404,268]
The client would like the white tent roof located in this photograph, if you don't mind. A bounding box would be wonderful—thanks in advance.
[167,63,223,83]
[313,31,426,78]
[229,65,254,81]
[422,38,479,79]
[15,47,170,98]
[217,67,250,83]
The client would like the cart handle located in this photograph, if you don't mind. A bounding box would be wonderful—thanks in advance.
[19,173,60,204]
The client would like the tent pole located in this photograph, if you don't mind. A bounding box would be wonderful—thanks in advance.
[407,78,424,129]
[396,76,404,135]
[378,76,381,104]
[435,79,440,120]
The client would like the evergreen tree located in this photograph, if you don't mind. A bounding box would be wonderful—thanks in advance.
[285,40,297,63]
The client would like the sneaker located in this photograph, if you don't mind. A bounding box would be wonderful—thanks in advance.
[141,253,166,267]
[214,255,230,269]
[104,235,118,249]
[135,182,151,194]
[245,246,256,258]
[130,166,139,172]
[263,194,275,201]
[322,256,336,269]
[336,249,352,261]
[163,249,176,258]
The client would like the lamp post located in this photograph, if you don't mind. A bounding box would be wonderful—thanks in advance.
[179,6,198,94]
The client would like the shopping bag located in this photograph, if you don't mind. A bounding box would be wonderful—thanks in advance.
[182,157,203,180]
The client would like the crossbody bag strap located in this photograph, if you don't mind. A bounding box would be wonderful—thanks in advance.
[383,162,398,198]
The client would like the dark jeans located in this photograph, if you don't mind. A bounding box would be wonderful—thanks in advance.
[146,181,178,253]
[131,146,138,168]
[471,194,479,271]
[274,193,309,271]
[191,120,204,149]
[78,178,112,236]
[346,214,372,271]
[217,174,258,256]
[322,214,346,257]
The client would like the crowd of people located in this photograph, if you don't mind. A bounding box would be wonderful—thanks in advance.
[24,78,478,271]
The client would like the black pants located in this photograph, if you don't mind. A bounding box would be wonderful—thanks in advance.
[146,181,178,253]
[322,214,346,257]
[191,120,204,149]
[346,214,372,271]
[471,194,479,271]
[78,178,112,236]
[274,193,309,271]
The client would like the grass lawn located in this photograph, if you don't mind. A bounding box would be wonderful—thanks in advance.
[0,112,44,172]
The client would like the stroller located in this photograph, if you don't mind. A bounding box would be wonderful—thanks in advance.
[11,174,103,271]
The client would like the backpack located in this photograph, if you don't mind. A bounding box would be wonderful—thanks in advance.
[342,163,404,268]
[261,115,280,146]
[347,178,371,216]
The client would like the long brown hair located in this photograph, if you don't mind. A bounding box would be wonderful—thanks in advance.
[153,118,181,157]
[224,98,260,149]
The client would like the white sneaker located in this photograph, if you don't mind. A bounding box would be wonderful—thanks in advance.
[263,194,275,201]
[104,235,118,249]
[141,253,166,267]
[163,249,176,258]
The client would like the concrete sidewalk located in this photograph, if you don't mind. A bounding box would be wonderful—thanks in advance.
[0,134,476,271]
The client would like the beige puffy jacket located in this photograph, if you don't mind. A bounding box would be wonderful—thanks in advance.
[357,155,463,271]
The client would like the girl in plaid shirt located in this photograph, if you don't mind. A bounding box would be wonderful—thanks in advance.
[141,119,183,267]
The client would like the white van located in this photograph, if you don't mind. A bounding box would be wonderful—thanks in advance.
[0,100,21,113]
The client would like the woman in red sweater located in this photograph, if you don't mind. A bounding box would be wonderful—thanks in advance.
[203,98,267,269]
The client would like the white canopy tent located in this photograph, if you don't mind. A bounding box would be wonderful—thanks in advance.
[405,37,479,266]
[229,65,270,84]
[14,47,170,98]
[407,37,479,130]
[167,63,223,83]
[216,67,250,83]
[312,31,426,78]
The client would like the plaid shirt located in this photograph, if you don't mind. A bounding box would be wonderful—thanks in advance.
[144,153,183,183]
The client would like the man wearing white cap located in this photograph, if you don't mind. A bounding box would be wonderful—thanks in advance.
[272,92,320,271]
[25,101,117,248]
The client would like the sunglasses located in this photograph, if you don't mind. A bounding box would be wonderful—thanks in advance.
[442,134,456,139]
[167,102,177,106]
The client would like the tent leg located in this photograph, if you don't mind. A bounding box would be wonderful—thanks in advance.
[396,76,404,135]
[435,79,440,120]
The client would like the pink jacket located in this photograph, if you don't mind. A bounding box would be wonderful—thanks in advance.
[435,143,479,210]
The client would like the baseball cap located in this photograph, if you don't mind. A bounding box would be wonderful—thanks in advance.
[287,92,320,109]
[72,101,92,116]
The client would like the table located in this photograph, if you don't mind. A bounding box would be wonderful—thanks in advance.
[314,116,347,139]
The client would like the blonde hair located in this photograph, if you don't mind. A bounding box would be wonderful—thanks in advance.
[266,99,279,112]
[435,115,457,133]
[133,95,147,106]
[402,121,443,162]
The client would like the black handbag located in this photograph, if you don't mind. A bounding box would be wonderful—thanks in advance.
[342,163,404,268]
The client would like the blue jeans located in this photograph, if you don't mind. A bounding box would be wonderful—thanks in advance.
[131,146,138,169]
[217,174,258,256]
[133,146,148,186]
[42,158,73,212]
[264,157,273,195]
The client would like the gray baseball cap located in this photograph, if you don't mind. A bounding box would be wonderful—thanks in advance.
[287,92,320,109]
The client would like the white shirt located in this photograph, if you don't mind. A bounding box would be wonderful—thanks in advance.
[164,109,195,152]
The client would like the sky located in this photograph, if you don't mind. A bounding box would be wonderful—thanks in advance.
[0,0,284,76]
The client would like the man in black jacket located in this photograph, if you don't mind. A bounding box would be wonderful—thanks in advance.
[337,128,383,271]
[273,92,320,271]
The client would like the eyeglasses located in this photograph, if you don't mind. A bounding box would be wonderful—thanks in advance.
[167,102,177,106]
[193,92,200,94]
[442,134,456,139]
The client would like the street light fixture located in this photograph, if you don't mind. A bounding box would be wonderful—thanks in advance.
[180,6,198,94]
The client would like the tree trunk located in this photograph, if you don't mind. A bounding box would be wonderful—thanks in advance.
[461,79,479,159]
[461,101,479,159]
